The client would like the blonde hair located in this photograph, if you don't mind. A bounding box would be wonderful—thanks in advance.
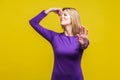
[62,7,81,35]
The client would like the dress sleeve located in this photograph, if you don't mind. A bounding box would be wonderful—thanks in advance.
[29,10,58,43]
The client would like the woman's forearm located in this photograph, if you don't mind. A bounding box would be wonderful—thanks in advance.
[29,10,58,42]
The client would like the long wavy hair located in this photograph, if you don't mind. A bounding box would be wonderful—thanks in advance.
[62,7,81,35]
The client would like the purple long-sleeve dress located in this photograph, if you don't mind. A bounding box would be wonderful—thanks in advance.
[29,10,89,80]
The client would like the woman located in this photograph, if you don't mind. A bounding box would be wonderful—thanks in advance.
[29,7,89,80]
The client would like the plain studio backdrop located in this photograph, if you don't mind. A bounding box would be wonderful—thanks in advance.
[0,0,120,80]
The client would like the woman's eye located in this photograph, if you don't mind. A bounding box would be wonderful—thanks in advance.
[64,14,67,16]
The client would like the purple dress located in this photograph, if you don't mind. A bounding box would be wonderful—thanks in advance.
[29,10,89,80]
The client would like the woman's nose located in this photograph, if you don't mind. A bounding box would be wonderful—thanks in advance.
[60,14,63,19]
[61,13,65,18]
[60,16,63,21]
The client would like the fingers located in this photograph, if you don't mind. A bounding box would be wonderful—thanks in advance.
[56,9,63,16]
[77,34,80,38]
[86,29,88,36]
[79,26,82,34]
[51,8,62,16]
[79,25,85,35]
[79,25,88,35]
[55,10,62,16]
[45,8,62,14]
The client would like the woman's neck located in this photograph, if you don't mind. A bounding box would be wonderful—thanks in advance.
[64,25,73,36]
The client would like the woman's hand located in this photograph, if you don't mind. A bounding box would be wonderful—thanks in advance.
[45,8,62,16]
[77,25,89,48]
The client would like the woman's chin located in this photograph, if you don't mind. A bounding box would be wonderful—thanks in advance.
[61,22,67,26]
[61,23,64,26]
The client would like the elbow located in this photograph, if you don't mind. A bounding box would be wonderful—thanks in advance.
[29,19,33,26]
[29,19,37,29]
[29,19,39,26]
[29,19,36,27]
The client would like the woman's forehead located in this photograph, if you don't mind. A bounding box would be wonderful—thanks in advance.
[62,10,69,14]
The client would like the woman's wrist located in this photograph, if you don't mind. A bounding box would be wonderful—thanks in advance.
[81,43,86,48]
[45,8,51,14]
[80,38,89,49]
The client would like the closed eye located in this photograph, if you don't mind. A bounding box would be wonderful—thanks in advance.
[64,13,67,16]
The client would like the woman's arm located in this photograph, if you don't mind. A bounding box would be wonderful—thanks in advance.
[29,8,62,43]
[80,39,89,49]
[77,25,90,49]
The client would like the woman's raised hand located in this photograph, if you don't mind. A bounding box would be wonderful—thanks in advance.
[77,25,89,48]
[45,8,62,16]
